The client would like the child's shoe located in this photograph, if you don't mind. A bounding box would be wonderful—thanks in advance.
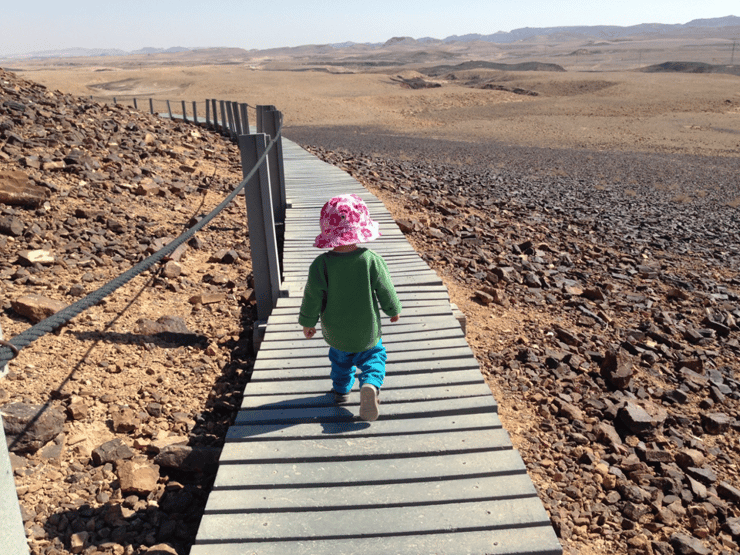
[331,389,350,405]
[359,384,379,421]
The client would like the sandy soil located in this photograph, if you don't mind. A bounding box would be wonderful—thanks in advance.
[8,61,740,157]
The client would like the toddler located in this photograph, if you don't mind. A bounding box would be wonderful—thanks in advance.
[299,194,401,421]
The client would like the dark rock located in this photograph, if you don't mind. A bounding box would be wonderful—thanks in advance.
[669,532,711,555]
[91,438,135,466]
[701,412,732,434]
[154,444,221,473]
[601,349,634,389]
[1,402,65,454]
[618,400,667,435]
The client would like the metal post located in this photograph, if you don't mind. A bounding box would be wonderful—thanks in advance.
[239,134,281,321]
[181,100,188,123]
[1,410,29,555]
[255,105,275,134]
[261,109,286,224]
[205,99,211,128]
[212,99,218,130]
[232,103,243,136]
[226,101,236,141]
[167,100,173,120]
[192,101,198,125]
[240,103,250,133]
[149,98,154,115]
[0,324,6,378]
[133,98,138,110]
[219,101,227,136]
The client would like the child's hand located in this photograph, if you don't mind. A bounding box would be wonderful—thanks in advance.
[390,315,400,323]
[303,327,316,339]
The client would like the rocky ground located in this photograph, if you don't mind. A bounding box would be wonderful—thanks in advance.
[285,126,740,555]
[0,68,257,555]
[3,63,740,555]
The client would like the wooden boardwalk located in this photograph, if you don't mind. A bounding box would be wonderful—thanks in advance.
[192,140,562,555]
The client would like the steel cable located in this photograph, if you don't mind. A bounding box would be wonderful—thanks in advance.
[0,115,283,367]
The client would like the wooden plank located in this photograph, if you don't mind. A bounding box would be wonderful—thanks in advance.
[194,497,552,542]
[228,410,500,438]
[204,474,537,512]
[261,327,464,348]
[221,427,510,463]
[263,314,460,334]
[232,396,496,426]
[242,373,489,397]
[256,336,472,360]
[252,353,481,374]
[192,526,563,555]
[213,449,524,488]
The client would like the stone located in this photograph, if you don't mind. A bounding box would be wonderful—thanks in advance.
[11,294,68,324]
[601,349,634,389]
[1,402,65,454]
[154,444,221,473]
[717,481,740,504]
[189,292,226,305]
[111,407,140,433]
[67,398,88,420]
[0,170,49,206]
[618,400,667,435]
[117,460,160,495]
[92,438,135,466]
[162,260,182,278]
[669,532,711,555]
[69,531,89,554]
[676,449,706,469]
[17,249,55,265]
[146,544,178,555]
[701,412,732,434]
[723,517,740,538]
[0,215,24,236]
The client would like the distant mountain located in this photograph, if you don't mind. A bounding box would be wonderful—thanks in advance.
[2,15,738,60]
[441,15,740,44]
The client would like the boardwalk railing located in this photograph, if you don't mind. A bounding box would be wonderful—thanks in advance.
[90,96,253,140]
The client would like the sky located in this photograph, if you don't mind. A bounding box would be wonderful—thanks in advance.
[1,1,738,57]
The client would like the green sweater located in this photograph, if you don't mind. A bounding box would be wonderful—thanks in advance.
[298,248,402,353]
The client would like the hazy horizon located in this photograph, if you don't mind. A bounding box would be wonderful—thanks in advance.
[1,1,738,58]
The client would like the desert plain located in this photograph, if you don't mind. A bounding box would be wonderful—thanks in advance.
[2,29,740,555]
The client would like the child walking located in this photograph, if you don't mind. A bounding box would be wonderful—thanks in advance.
[299,194,402,421]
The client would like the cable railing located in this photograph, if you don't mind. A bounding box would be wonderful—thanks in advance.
[0,100,287,554]
[88,96,254,141]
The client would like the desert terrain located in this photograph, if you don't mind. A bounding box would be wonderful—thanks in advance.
[1,29,740,555]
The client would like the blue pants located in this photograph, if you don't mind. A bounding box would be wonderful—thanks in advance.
[328,339,386,394]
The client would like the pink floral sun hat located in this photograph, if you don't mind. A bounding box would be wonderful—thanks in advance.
[314,194,381,249]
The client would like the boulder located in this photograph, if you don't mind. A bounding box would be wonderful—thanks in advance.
[1,402,65,454]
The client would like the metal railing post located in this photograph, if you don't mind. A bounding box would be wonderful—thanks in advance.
[260,108,286,225]
[1,412,29,555]
[238,134,281,322]
[212,99,218,130]
[240,103,250,133]
[149,98,154,115]
[181,100,188,123]
[192,101,198,125]
[166,100,173,120]
[232,103,243,136]
[205,99,211,128]
[226,101,236,141]
[219,101,228,136]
